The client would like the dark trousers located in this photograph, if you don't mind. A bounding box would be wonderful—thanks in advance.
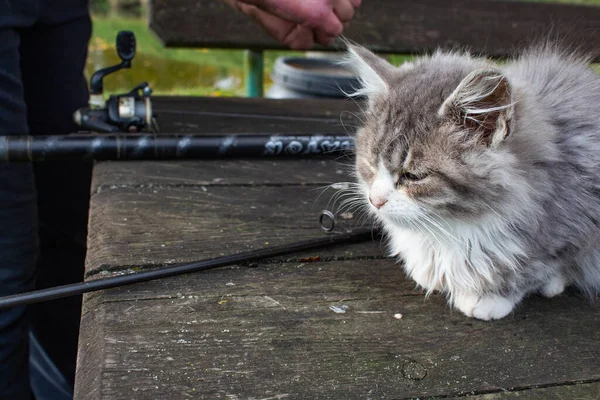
[0,1,91,398]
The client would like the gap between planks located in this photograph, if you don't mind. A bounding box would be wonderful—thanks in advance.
[418,378,600,400]
[92,181,345,196]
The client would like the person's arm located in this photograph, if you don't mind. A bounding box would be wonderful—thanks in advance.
[224,0,361,50]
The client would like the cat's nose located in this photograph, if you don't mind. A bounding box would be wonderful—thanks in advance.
[369,195,388,209]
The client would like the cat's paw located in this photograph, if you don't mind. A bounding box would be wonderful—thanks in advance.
[471,295,516,320]
[540,275,566,298]
[453,292,479,317]
[453,293,517,321]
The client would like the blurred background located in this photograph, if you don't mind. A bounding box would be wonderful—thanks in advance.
[88,0,599,98]
[88,0,298,97]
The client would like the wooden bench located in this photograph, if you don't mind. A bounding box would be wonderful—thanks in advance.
[74,1,600,398]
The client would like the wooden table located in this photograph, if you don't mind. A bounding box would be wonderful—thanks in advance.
[74,97,600,399]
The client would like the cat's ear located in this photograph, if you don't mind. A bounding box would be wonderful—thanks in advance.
[440,69,515,147]
[344,44,393,99]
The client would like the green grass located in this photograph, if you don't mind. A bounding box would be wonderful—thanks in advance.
[88,16,244,96]
[88,15,304,96]
[91,16,245,68]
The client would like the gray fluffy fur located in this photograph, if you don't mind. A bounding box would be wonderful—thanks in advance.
[345,43,600,318]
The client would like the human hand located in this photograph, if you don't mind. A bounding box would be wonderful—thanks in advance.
[224,0,361,50]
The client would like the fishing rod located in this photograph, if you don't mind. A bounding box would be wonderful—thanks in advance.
[0,31,359,163]
[0,31,358,162]
[0,212,379,309]
[0,133,355,162]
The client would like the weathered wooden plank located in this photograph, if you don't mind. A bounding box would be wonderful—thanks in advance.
[152,114,352,135]
[75,259,600,400]
[150,96,361,135]
[152,96,359,120]
[452,382,600,399]
[74,307,106,400]
[90,159,354,194]
[150,0,600,60]
[82,257,415,309]
[86,185,383,276]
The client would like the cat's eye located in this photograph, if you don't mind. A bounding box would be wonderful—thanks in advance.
[397,171,424,186]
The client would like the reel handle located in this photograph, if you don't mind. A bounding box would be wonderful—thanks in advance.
[116,30,136,62]
[89,30,136,95]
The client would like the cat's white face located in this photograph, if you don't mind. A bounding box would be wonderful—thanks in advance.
[357,158,424,225]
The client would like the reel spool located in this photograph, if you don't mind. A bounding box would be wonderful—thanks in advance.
[73,30,158,133]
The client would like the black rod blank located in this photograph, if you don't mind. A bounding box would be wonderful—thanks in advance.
[0,230,377,309]
[0,134,355,162]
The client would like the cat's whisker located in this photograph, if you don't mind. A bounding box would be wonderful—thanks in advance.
[337,197,363,209]
[354,212,374,232]
[340,109,366,126]
[330,190,361,207]
[421,208,456,231]
[311,183,357,210]
[413,213,447,248]
[337,200,367,216]
[333,121,360,136]
[416,211,459,244]
[332,153,355,165]
[323,183,360,206]
[332,197,365,216]
[353,205,374,228]
[309,184,338,201]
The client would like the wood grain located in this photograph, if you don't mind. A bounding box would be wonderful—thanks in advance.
[150,0,600,60]
[91,158,355,194]
[150,96,361,135]
[152,96,360,120]
[85,185,383,276]
[453,382,600,399]
[76,259,600,399]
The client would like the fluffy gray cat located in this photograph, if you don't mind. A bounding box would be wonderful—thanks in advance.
[343,44,600,320]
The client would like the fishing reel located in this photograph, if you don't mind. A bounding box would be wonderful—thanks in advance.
[74,31,158,133]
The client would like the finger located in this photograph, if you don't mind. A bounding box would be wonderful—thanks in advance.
[239,3,315,49]
[235,0,318,24]
[231,0,271,8]
[349,0,361,7]
[314,28,337,47]
[283,25,316,50]
[237,3,296,44]
[237,0,344,37]
[333,0,355,23]
[310,11,343,37]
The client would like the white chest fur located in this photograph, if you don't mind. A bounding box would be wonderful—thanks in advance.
[384,219,525,298]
